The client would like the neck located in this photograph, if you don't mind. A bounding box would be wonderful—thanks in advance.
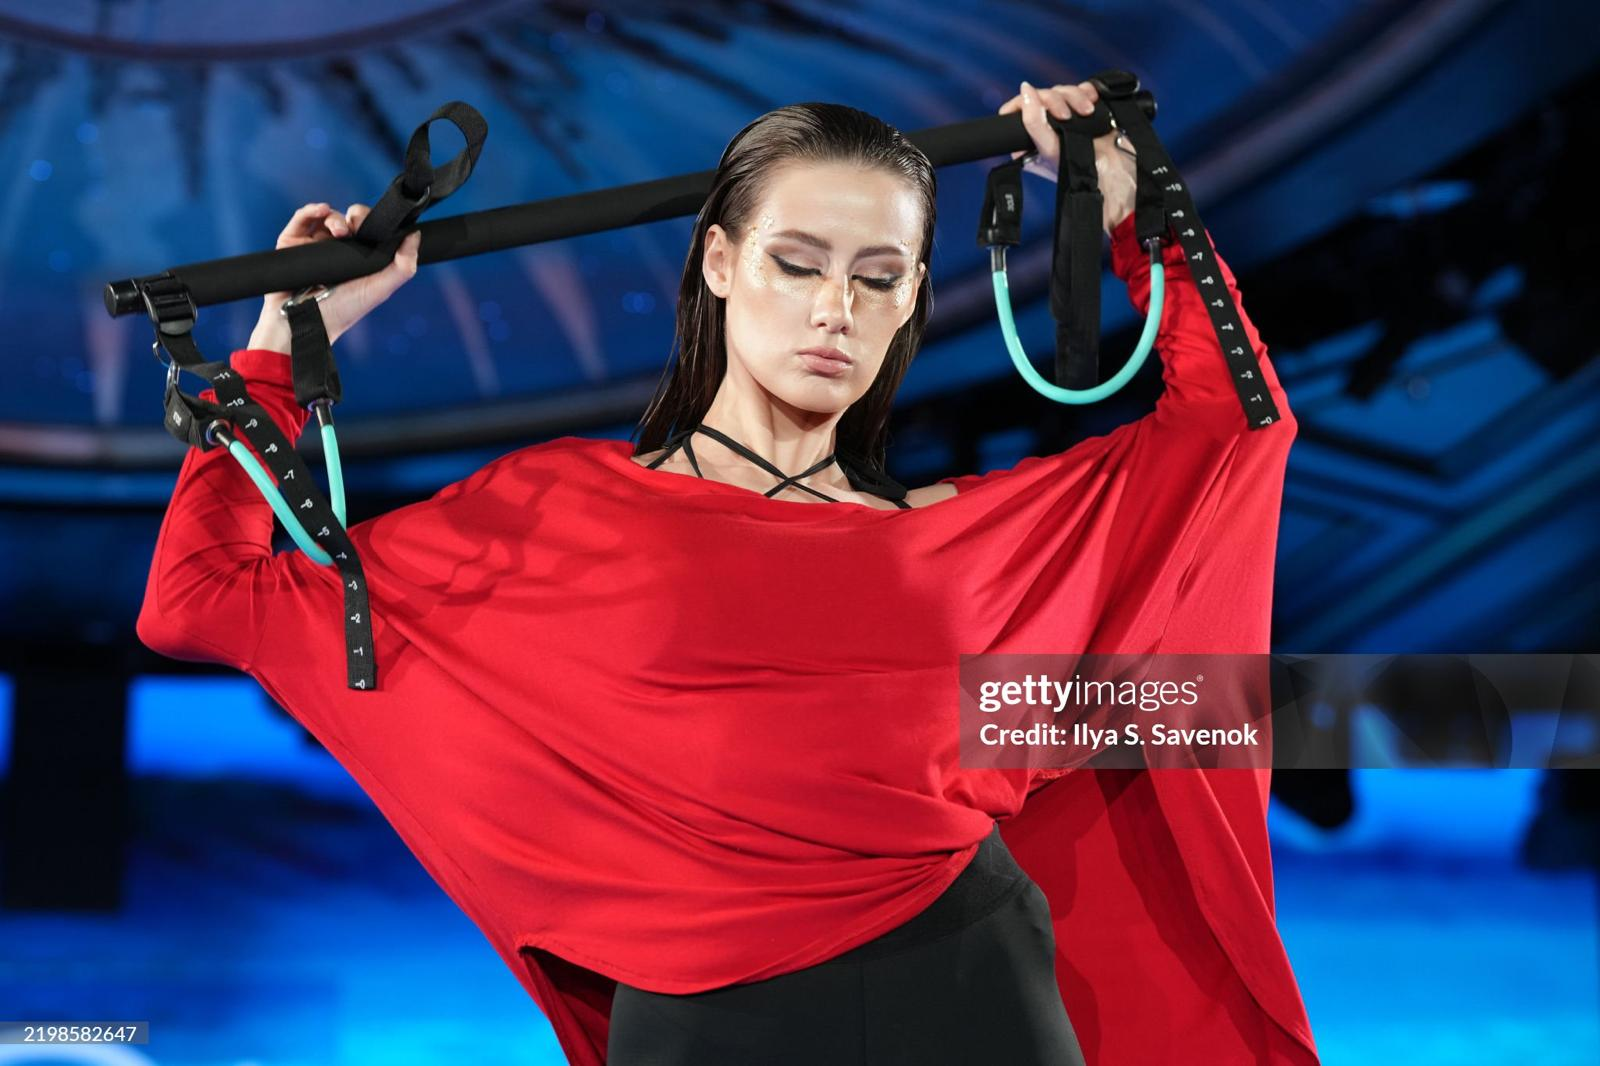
[696,379,843,481]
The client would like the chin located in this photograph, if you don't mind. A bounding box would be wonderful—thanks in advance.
[777,379,861,415]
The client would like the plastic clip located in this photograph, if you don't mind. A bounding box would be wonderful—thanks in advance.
[141,273,197,337]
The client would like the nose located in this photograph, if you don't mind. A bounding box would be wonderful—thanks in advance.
[809,273,853,335]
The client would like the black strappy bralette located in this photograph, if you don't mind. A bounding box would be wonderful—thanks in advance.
[645,424,912,509]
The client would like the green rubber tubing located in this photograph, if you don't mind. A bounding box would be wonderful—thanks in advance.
[991,251,1164,404]
[221,430,348,566]
[319,421,347,527]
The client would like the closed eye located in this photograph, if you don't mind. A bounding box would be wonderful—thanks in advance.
[771,254,899,291]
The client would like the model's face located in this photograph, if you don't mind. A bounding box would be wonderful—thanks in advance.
[702,162,927,415]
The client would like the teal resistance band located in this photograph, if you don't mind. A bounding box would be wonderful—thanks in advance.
[979,124,1166,404]
[199,282,350,567]
[204,398,347,566]
[989,242,1163,404]
[978,70,1280,428]
[138,100,487,691]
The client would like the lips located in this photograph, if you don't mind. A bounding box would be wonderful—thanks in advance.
[798,347,853,366]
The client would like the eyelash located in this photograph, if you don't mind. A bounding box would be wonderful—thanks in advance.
[771,255,899,291]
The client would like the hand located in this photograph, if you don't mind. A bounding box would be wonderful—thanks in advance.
[252,202,421,351]
[998,80,1139,236]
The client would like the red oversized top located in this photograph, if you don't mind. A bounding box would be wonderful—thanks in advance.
[138,214,1319,1065]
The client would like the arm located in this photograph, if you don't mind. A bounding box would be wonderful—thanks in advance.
[135,349,312,672]
[136,201,422,671]
[1108,212,1295,440]
[1099,210,1297,650]
[941,211,1296,665]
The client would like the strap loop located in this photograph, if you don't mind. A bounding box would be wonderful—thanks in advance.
[358,101,487,244]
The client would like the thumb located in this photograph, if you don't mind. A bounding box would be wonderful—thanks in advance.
[391,230,421,277]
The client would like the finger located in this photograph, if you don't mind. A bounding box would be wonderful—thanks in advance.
[346,203,372,233]
[282,202,335,233]
[1048,84,1096,117]
[385,231,422,286]
[278,203,336,245]
[1019,82,1055,146]
[998,93,1022,115]
[396,229,421,265]
[1034,86,1073,122]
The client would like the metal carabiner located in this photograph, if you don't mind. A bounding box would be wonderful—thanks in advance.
[280,284,336,318]
[152,338,180,391]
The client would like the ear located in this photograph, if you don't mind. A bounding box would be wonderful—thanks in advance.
[702,224,734,299]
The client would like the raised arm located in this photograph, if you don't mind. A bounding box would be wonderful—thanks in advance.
[137,200,420,670]
[939,203,1296,671]
[1107,211,1294,439]
[135,349,312,671]
[1089,210,1297,653]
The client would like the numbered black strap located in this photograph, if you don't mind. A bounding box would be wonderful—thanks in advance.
[1102,90,1281,429]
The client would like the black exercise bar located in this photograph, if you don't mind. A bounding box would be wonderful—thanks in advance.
[103,112,1048,318]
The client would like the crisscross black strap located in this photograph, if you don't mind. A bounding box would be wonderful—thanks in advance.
[646,424,912,509]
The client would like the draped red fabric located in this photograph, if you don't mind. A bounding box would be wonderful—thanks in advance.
[137,213,1317,1064]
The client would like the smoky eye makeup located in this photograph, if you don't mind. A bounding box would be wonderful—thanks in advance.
[768,253,902,291]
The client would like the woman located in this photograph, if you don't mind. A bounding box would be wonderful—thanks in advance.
[138,80,1319,1064]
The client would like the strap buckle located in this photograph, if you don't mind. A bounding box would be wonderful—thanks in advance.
[390,173,433,213]
[140,272,197,336]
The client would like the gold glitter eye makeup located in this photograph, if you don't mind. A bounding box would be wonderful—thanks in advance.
[770,255,900,292]
[769,255,814,277]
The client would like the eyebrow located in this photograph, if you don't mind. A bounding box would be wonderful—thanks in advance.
[769,229,910,261]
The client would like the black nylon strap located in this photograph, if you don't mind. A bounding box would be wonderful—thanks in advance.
[155,326,378,691]
[287,297,342,408]
[1050,110,1108,390]
[1103,95,1282,430]
[978,155,1027,248]
[359,101,488,244]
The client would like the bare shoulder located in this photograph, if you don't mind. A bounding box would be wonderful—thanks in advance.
[904,481,959,508]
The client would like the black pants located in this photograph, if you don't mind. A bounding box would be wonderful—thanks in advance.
[607,825,1085,1065]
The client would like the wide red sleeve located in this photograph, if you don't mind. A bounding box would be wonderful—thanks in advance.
[135,348,313,672]
[989,219,1317,1062]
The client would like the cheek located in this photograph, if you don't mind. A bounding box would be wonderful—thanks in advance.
[851,284,916,346]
